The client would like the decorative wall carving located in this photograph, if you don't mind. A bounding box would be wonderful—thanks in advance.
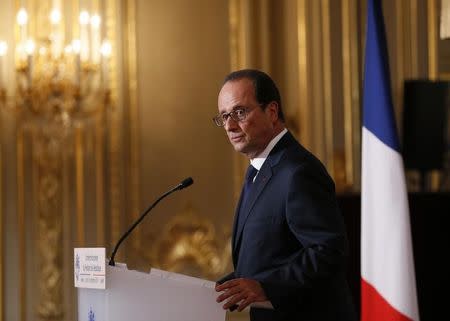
[145,205,232,280]
[35,127,63,320]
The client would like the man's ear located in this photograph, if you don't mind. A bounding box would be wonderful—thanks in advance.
[266,101,279,122]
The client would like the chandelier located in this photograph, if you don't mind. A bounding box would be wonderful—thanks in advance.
[0,4,112,127]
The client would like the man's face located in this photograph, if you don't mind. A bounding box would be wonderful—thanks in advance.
[218,78,278,158]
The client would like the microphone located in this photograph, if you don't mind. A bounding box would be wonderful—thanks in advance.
[108,177,194,266]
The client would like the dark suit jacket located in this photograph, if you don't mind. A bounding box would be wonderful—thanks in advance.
[220,132,356,321]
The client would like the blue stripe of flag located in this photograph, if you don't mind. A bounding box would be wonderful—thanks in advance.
[363,0,400,152]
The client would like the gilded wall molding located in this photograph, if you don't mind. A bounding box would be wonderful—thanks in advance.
[341,0,360,190]
[123,0,141,252]
[393,0,405,128]
[90,0,106,247]
[428,0,438,78]
[17,125,25,321]
[108,107,123,253]
[106,0,123,254]
[409,0,419,77]
[320,0,335,179]
[297,0,311,151]
[229,0,245,71]
[258,0,271,74]
[309,1,325,162]
[61,131,74,321]
[95,114,106,245]
[33,125,64,321]
[75,125,85,245]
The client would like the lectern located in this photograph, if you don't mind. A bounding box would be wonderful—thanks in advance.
[76,249,226,321]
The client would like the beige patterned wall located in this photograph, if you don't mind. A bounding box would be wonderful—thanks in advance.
[0,1,441,321]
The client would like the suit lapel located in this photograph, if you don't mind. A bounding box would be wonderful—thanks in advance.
[231,186,245,261]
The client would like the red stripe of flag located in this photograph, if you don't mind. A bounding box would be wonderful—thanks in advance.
[361,278,413,321]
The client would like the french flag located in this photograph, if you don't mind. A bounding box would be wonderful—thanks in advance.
[361,0,420,321]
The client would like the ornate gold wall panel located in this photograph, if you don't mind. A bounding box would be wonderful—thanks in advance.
[1,1,124,320]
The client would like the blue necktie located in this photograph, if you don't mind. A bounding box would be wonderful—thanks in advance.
[240,165,258,213]
[234,165,258,251]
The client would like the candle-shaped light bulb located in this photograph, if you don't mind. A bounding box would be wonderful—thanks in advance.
[72,39,81,54]
[91,15,101,29]
[0,41,7,56]
[25,40,35,55]
[50,9,61,25]
[79,11,90,25]
[17,8,28,25]
[100,41,112,57]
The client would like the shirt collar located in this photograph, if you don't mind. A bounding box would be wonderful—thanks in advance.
[250,128,287,171]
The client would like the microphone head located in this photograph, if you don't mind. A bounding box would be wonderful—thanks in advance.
[179,177,194,189]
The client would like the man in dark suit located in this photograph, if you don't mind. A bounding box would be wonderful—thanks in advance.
[214,69,356,321]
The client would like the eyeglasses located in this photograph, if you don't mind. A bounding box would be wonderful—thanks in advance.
[212,107,252,127]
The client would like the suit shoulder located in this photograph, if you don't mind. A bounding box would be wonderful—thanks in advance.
[277,140,336,188]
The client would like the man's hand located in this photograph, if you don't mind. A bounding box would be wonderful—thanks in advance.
[215,278,268,312]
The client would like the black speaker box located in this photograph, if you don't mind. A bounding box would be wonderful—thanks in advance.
[403,80,448,171]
